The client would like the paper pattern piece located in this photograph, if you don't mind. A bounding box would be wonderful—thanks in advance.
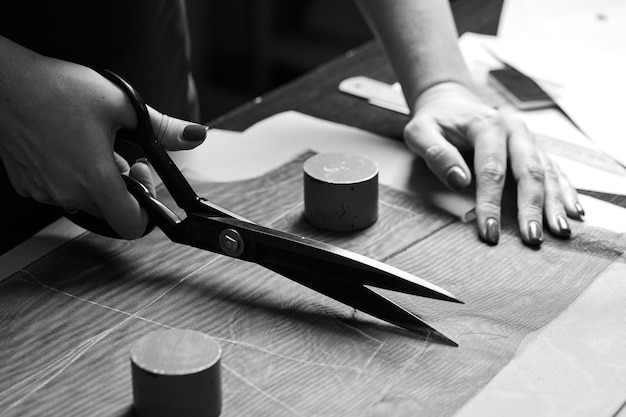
[0,153,624,416]
[457,260,626,417]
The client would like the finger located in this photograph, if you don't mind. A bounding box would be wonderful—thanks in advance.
[130,158,156,197]
[538,151,571,238]
[92,163,150,240]
[468,117,508,245]
[554,162,585,220]
[147,106,208,151]
[508,122,545,246]
[403,117,471,191]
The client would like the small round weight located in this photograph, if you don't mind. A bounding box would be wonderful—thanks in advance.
[303,153,379,231]
[131,328,222,417]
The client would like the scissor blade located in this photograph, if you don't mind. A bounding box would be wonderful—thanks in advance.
[261,261,457,346]
[214,217,462,304]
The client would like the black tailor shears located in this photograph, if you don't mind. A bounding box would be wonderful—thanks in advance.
[67,69,463,346]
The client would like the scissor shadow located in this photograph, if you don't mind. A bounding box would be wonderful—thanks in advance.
[135,262,456,347]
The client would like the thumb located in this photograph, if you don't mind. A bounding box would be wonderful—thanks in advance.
[404,117,472,191]
[147,106,209,151]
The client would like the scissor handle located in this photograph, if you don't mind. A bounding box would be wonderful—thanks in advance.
[64,69,202,239]
[64,175,162,238]
[100,69,201,209]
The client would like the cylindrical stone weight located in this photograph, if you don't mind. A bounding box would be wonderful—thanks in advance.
[131,328,222,417]
[303,152,379,231]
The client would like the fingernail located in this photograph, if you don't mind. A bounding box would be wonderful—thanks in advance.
[557,215,571,237]
[182,125,209,142]
[446,166,468,191]
[485,217,499,245]
[528,220,543,245]
[574,201,585,218]
[135,157,148,165]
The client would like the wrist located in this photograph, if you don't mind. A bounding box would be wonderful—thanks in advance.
[412,80,480,111]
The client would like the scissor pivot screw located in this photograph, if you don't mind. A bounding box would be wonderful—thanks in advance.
[219,229,244,257]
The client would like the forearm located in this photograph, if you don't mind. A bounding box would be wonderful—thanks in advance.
[355,0,475,111]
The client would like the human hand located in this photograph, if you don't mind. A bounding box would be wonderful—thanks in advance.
[403,81,584,246]
[0,57,207,239]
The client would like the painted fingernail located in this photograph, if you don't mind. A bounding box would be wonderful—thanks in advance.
[135,157,148,165]
[557,215,571,237]
[485,217,499,245]
[446,166,468,191]
[528,221,543,245]
[182,125,209,142]
[574,201,585,218]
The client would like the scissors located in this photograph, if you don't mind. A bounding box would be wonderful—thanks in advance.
[67,69,463,346]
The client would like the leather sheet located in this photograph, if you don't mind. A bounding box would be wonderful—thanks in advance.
[1,152,624,416]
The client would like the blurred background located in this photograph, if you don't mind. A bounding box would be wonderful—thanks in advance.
[185,0,502,123]
[185,0,375,123]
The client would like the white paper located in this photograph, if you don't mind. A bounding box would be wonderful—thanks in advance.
[499,0,626,44]
[494,0,626,167]
[173,111,477,222]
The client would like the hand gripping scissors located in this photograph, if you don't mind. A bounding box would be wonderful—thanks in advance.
[67,69,463,346]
